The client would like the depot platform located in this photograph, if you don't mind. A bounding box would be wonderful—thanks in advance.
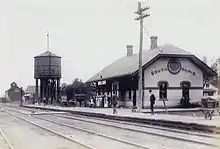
[20,104,220,133]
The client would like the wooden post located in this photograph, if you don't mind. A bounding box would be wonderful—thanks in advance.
[135,2,150,111]
[35,79,38,104]
[20,87,23,106]
[56,79,59,101]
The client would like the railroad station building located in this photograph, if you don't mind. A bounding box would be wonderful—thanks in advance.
[87,36,217,108]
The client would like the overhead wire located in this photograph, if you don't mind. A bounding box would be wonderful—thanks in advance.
[142,26,163,53]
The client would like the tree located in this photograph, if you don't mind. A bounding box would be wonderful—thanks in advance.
[63,78,96,106]
[209,58,220,85]
[203,57,219,86]
[210,58,220,74]
[202,56,208,64]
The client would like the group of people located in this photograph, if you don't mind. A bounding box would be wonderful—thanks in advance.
[92,88,193,114]
[90,94,119,114]
[89,90,157,115]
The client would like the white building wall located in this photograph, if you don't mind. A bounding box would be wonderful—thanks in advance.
[190,89,203,103]
[143,57,203,108]
[144,57,203,87]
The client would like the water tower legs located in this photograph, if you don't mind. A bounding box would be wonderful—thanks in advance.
[39,79,45,104]
[35,78,61,105]
[35,79,39,104]
[57,79,60,102]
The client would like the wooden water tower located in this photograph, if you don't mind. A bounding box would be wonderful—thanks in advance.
[34,33,62,104]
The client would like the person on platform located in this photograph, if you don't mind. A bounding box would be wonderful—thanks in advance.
[21,96,25,106]
[43,97,46,106]
[92,97,96,108]
[90,97,94,108]
[112,94,118,114]
[149,90,156,115]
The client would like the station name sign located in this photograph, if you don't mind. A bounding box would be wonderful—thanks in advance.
[151,68,196,76]
[98,80,106,85]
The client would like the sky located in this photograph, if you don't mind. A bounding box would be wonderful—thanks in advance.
[0,0,219,95]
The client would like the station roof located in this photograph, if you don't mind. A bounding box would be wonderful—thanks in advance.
[87,44,217,82]
[34,51,61,58]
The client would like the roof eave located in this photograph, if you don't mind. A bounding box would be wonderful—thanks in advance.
[34,55,61,58]
[190,56,217,77]
[86,73,134,83]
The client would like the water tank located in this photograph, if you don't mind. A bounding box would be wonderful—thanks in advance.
[34,51,61,79]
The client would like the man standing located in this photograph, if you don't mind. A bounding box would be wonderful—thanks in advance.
[90,97,94,108]
[149,90,156,115]
[112,94,118,114]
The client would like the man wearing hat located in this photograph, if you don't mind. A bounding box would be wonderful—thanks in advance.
[149,90,156,115]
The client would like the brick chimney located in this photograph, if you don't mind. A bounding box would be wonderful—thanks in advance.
[150,36,158,49]
[126,45,133,56]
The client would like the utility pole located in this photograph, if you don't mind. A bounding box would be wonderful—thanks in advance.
[20,87,23,106]
[135,2,150,111]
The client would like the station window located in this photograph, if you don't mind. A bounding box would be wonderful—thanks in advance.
[121,91,125,101]
[205,83,209,88]
[113,84,117,91]
[208,92,214,96]
[158,81,168,99]
[98,89,101,95]
[112,83,118,95]
[129,90,132,99]
[181,81,191,99]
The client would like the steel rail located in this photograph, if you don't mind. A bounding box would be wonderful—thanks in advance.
[3,107,150,149]
[48,114,219,147]
[14,105,220,139]
[0,128,14,149]
[64,113,220,139]
[3,105,220,148]
[2,105,219,147]
[21,104,220,133]
[2,110,94,149]
[32,115,150,149]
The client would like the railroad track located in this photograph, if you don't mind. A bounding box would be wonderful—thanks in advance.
[0,106,92,149]
[36,114,219,148]
[8,105,220,139]
[3,105,217,138]
[21,104,220,134]
[0,127,14,149]
[2,107,150,149]
[60,113,220,139]
[2,106,220,149]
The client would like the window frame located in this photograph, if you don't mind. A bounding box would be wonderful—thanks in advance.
[180,81,191,88]
[180,81,191,99]
[129,90,132,99]
[205,83,209,88]
[158,81,169,99]
[167,59,181,74]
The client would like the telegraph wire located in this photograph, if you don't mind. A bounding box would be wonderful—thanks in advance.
[142,26,163,53]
